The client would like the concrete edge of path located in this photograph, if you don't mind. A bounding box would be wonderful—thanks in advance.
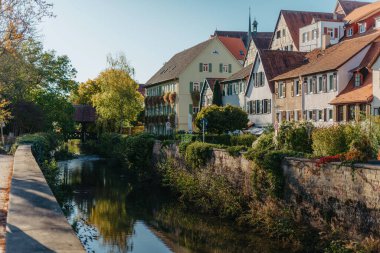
[6,145,85,253]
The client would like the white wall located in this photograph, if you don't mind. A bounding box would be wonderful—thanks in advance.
[299,21,344,52]
[372,56,380,111]
[245,56,274,127]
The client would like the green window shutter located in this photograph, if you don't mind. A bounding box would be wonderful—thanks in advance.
[190,82,193,92]
[228,64,232,73]
[199,63,203,72]
[209,63,212,72]
[189,104,193,114]
[219,63,223,73]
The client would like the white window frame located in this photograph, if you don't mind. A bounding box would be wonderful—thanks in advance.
[223,64,228,73]
[354,73,362,87]
[359,23,366,34]
[347,28,353,37]
[203,64,209,72]
[376,17,380,29]
[193,82,200,92]
[328,108,333,121]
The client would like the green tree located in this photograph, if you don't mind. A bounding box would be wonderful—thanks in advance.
[70,79,100,105]
[212,81,222,106]
[195,105,248,134]
[92,69,143,133]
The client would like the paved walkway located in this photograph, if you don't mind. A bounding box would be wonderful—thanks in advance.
[0,155,13,253]
[6,145,84,253]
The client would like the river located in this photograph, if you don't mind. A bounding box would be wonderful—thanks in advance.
[57,156,288,253]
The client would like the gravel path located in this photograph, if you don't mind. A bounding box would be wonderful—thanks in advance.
[0,156,13,253]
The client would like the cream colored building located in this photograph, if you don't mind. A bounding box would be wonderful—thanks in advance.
[145,36,243,134]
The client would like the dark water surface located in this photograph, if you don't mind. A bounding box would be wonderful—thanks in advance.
[57,157,287,253]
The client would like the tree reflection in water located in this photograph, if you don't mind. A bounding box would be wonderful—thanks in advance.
[57,158,289,253]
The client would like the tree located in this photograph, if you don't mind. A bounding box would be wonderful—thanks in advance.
[0,0,53,54]
[195,105,248,134]
[212,81,222,106]
[70,79,100,105]
[92,69,143,133]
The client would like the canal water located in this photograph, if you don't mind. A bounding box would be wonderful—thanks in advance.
[57,157,287,253]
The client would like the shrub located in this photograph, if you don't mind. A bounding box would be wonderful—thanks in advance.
[245,132,275,161]
[195,105,248,134]
[158,158,244,218]
[349,134,373,162]
[276,121,314,153]
[185,142,217,169]
[312,125,348,157]
[231,134,257,147]
[203,134,231,146]
[226,146,247,157]
[14,132,61,163]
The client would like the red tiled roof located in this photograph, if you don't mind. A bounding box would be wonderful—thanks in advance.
[342,0,374,20]
[331,40,380,105]
[146,38,213,86]
[273,30,380,81]
[73,105,96,123]
[218,36,247,61]
[222,64,253,83]
[252,32,273,49]
[258,50,308,92]
[330,74,373,105]
[277,10,344,50]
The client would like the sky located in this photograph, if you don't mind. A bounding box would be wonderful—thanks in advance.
[38,0,370,84]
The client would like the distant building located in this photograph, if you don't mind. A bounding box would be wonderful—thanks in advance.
[344,1,380,39]
[299,17,345,52]
[145,36,243,134]
[270,10,344,51]
[246,50,307,127]
[220,64,253,109]
[334,0,371,16]
[199,78,224,109]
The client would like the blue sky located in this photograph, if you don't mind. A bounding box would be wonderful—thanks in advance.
[38,0,370,84]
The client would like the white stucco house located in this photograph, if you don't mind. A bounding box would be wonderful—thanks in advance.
[299,17,345,52]
[245,50,307,127]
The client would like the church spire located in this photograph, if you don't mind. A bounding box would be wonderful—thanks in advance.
[247,7,252,49]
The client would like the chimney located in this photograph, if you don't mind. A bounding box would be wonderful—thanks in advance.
[322,34,331,50]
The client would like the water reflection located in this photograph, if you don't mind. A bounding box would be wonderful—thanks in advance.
[57,158,288,253]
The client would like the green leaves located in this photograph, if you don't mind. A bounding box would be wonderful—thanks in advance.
[195,105,248,134]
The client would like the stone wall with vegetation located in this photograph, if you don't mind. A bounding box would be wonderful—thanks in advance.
[154,141,380,237]
[283,158,380,237]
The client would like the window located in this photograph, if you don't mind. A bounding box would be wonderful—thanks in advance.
[193,106,199,115]
[308,111,313,121]
[354,73,362,87]
[312,77,317,94]
[282,29,286,37]
[308,78,313,94]
[223,64,228,73]
[328,74,334,91]
[294,80,301,96]
[302,32,307,43]
[338,106,344,121]
[347,28,353,37]
[203,63,209,72]
[348,105,355,121]
[333,73,337,91]
[318,76,323,92]
[328,109,333,121]
[276,30,281,39]
[193,82,200,91]
[359,23,366,34]
[289,45,293,51]
[376,17,380,28]
[278,82,286,98]
[318,110,323,121]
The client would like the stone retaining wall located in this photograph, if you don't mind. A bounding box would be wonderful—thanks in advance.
[154,142,380,237]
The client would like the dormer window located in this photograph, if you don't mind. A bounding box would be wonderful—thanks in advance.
[359,23,366,34]
[354,73,362,87]
[347,28,353,37]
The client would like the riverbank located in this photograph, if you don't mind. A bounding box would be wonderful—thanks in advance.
[6,145,84,252]
[0,155,12,253]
